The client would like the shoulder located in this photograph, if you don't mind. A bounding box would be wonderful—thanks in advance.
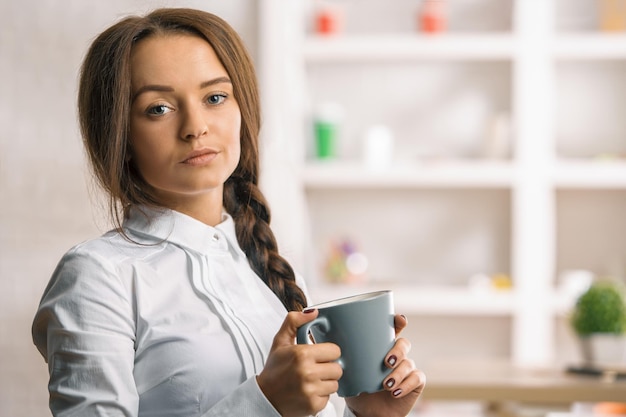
[33,232,142,358]
[45,229,162,297]
[60,228,165,270]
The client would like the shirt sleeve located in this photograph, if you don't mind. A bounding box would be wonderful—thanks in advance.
[32,249,139,416]
[343,405,358,417]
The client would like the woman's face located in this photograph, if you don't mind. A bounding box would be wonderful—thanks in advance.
[129,34,241,212]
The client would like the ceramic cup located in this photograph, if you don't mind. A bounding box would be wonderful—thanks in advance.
[296,290,395,397]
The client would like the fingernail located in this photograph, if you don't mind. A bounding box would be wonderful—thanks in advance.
[303,308,315,314]
[401,314,407,321]
[385,378,395,388]
[387,355,397,366]
[393,388,402,397]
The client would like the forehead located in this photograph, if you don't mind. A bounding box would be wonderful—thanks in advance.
[130,33,229,87]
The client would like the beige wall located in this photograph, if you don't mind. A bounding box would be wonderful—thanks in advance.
[0,1,256,415]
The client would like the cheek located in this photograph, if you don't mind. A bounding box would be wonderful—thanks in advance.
[129,127,167,173]
[229,114,242,162]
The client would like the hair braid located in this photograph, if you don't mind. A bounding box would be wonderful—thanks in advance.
[224,177,307,312]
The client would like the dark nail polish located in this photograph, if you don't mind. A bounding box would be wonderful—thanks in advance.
[393,388,402,397]
[387,355,397,366]
[385,378,395,388]
[303,308,315,314]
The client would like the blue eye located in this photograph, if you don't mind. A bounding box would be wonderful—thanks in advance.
[207,94,226,105]
[147,104,171,116]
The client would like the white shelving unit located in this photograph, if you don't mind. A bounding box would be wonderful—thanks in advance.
[258,0,626,367]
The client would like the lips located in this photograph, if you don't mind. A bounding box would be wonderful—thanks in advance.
[181,148,218,165]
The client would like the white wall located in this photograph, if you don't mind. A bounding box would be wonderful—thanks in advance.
[0,1,256,415]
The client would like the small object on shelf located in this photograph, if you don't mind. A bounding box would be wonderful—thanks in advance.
[362,124,394,170]
[313,102,344,159]
[570,279,626,367]
[419,0,447,34]
[491,273,512,290]
[595,402,626,415]
[468,273,512,293]
[468,273,492,293]
[483,112,511,160]
[314,3,344,35]
[599,0,626,32]
[323,238,368,284]
[566,363,626,381]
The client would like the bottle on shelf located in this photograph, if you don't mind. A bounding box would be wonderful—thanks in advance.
[314,2,344,36]
[313,102,344,160]
[362,124,395,170]
[599,0,626,32]
[419,0,447,34]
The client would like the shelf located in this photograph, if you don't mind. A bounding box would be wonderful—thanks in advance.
[301,159,626,189]
[553,159,626,188]
[303,34,515,62]
[303,33,626,62]
[308,283,516,316]
[309,284,579,317]
[553,34,626,60]
[301,160,514,189]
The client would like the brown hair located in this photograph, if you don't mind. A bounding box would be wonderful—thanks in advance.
[78,8,306,311]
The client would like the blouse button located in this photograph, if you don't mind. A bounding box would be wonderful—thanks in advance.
[212,233,220,241]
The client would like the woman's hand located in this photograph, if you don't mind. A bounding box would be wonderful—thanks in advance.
[257,310,343,417]
[345,315,426,417]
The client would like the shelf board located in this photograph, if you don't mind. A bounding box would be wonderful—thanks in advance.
[308,283,516,316]
[303,33,515,62]
[553,160,626,188]
[303,33,626,62]
[301,160,514,189]
[309,284,579,317]
[553,33,626,60]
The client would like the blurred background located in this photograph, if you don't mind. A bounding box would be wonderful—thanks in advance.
[2,0,626,416]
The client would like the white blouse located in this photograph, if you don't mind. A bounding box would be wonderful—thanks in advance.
[32,207,354,417]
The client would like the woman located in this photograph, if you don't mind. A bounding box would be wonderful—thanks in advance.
[32,8,425,416]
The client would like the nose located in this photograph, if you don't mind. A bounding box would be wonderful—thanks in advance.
[179,104,208,141]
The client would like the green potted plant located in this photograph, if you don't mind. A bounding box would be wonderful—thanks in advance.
[571,280,626,367]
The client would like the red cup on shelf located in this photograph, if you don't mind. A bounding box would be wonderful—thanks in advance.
[315,7,343,35]
[419,0,446,33]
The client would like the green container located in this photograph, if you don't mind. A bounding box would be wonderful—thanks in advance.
[314,121,336,159]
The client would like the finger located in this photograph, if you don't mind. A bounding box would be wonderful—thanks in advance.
[316,360,343,381]
[384,337,412,368]
[383,357,416,391]
[317,379,340,396]
[272,309,318,348]
[296,357,342,384]
[387,368,426,399]
[310,342,342,363]
[393,314,408,336]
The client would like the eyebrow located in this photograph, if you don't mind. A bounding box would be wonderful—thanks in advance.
[131,76,232,102]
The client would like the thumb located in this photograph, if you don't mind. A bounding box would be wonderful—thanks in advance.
[272,309,319,348]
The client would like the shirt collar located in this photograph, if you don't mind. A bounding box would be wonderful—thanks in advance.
[123,206,245,259]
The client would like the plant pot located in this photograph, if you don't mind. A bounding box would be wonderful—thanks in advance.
[579,334,626,367]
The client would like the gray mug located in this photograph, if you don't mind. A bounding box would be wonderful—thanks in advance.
[296,290,395,397]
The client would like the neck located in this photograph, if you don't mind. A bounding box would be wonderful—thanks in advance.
[157,191,224,227]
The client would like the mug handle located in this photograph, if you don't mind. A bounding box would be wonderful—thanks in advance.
[296,316,330,345]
